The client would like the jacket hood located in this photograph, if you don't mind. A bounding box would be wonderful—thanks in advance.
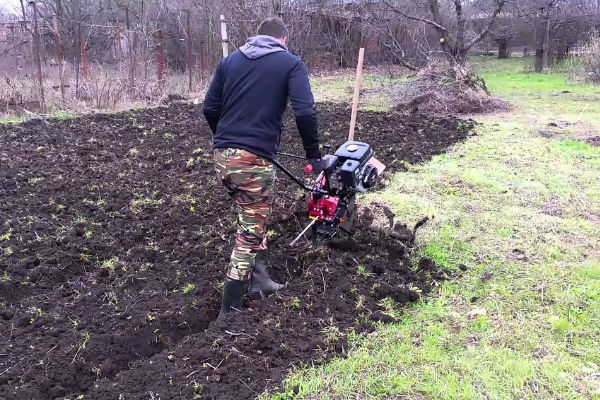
[239,35,288,59]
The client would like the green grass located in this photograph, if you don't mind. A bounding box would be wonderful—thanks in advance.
[50,110,76,120]
[473,56,600,124]
[0,115,27,124]
[270,56,600,399]
[102,257,118,273]
[181,283,196,295]
[0,110,76,125]
[311,71,408,111]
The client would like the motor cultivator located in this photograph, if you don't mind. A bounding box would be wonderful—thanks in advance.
[272,47,394,245]
[272,141,385,246]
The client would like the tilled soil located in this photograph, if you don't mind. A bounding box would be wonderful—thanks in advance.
[0,102,473,400]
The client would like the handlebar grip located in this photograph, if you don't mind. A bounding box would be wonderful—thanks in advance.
[304,164,313,173]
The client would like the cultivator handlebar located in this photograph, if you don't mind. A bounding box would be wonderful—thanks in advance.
[270,158,327,194]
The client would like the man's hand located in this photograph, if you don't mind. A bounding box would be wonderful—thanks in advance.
[309,158,327,174]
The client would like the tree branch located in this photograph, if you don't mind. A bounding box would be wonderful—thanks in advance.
[453,0,465,51]
[465,0,507,51]
[380,23,418,71]
[382,0,448,33]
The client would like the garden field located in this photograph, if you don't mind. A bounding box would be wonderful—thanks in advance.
[0,56,599,400]
[0,100,471,399]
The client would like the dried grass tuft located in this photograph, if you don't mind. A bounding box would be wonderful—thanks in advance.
[576,29,600,84]
[0,62,197,116]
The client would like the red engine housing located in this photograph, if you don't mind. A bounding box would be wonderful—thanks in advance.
[307,174,339,222]
[308,194,339,221]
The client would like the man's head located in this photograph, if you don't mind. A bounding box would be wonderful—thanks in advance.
[257,17,289,45]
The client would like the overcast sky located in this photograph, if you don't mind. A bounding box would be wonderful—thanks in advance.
[0,0,20,13]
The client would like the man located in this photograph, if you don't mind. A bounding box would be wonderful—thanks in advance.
[203,17,326,315]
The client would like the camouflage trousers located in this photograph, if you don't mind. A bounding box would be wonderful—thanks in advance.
[214,148,274,281]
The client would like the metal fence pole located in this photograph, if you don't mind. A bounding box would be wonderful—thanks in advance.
[122,6,135,90]
[157,29,166,90]
[79,23,88,81]
[29,1,45,111]
[52,15,65,105]
[186,9,193,92]
[199,40,206,86]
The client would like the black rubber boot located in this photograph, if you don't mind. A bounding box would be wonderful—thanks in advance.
[248,250,284,298]
[219,277,249,316]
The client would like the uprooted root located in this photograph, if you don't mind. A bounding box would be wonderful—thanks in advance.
[357,203,431,249]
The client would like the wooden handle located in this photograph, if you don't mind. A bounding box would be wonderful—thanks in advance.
[348,48,365,142]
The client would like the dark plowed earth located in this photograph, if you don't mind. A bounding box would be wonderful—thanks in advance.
[0,103,473,400]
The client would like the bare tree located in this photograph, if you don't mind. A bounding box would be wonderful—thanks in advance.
[530,0,560,72]
[381,0,507,65]
[513,0,600,72]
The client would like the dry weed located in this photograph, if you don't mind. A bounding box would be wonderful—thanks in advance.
[0,62,198,116]
[392,62,510,116]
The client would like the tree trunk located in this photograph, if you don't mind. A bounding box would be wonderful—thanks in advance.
[556,47,566,63]
[535,14,546,73]
[535,48,544,72]
[543,15,551,69]
[454,49,468,66]
[498,39,509,59]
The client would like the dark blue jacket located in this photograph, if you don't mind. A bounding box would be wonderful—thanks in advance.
[202,35,320,160]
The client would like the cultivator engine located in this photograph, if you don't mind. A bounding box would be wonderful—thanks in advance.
[272,141,385,246]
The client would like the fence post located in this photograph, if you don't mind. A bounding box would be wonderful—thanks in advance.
[186,9,193,92]
[122,6,135,90]
[114,19,123,68]
[157,29,166,90]
[29,1,45,112]
[220,15,228,58]
[52,15,65,105]
[8,25,19,73]
[19,0,30,76]
[199,40,206,86]
[79,23,88,81]
[141,0,149,82]
[273,0,283,19]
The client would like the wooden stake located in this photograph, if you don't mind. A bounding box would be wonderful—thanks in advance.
[220,15,229,58]
[348,48,364,142]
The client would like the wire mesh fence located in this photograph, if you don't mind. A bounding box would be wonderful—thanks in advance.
[0,0,424,114]
[0,1,227,113]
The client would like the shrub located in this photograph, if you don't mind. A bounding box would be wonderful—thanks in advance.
[578,29,600,84]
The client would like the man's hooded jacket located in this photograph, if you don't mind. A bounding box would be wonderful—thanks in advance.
[202,35,319,160]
